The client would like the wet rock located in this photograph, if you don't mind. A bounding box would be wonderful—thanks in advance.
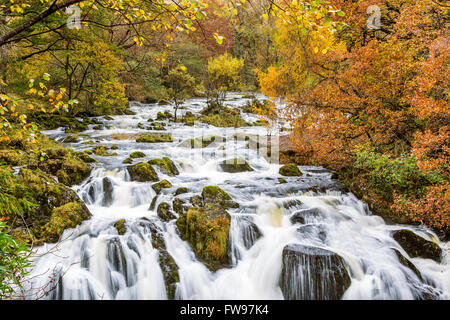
[393,229,442,263]
[219,158,253,173]
[62,134,81,143]
[122,157,133,164]
[392,249,422,281]
[282,199,302,210]
[148,157,179,176]
[44,202,92,242]
[129,151,146,159]
[148,223,179,299]
[278,178,287,184]
[202,186,239,209]
[176,204,231,271]
[190,195,203,207]
[174,187,188,196]
[114,219,126,235]
[279,163,302,176]
[136,133,172,143]
[149,195,158,211]
[127,162,159,182]
[92,145,117,156]
[152,179,172,194]
[102,177,114,206]
[173,197,187,215]
[157,202,176,222]
[280,244,351,300]
[289,212,305,225]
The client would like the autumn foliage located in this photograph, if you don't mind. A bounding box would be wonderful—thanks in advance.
[258,0,449,233]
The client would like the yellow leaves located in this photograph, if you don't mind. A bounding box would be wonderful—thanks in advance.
[213,33,224,45]
[28,88,37,95]
[179,65,187,72]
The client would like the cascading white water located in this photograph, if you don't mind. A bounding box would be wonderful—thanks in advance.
[24,93,450,300]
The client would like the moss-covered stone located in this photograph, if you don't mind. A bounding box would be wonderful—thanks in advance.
[129,151,146,159]
[202,186,231,203]
[174,187,188,196]
[44,202,91,242]
[62,134,81,143]
[176,205,231,271]
[92,145,117,156]
[136,133,172,143]
[279,163,302,176]
[392,249,422,280]
[127,162,159,182]
[114,219,126,235]
[152,179,172,194]
[122,157,133,164]
[278,178,287,184]
[190,195,203,207]
[219,158,253,173]
[393,229,442,263]
[157,202,176,222]
[173,197,187,215]
[148,157,179,176]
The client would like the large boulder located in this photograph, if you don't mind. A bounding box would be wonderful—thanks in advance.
[176,205,231,271]
[280,244,351,300]
[152,179,172,194]
[279,163,302,176]
[127,162,159,182]
[43,202,92,242]
[219,158,253,173]
[148,157,179,176]
[393,229,442,263]
[201,186,238,209]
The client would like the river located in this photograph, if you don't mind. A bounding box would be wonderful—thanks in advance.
[24,93,450,300]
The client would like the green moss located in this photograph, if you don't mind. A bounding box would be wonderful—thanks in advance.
[148,157,179,176]
[152,179,172,194]
[176,205,230,271]
[278,178,287,184]
[393,229,442,263]
[136,133,172,143]
[62,135,81,143]
[279,163,302,176]
[114,219,126,235]
[130,151,146,159]
[127,162,159,182]
[202,186,231,203]
[173,197,186,215]
[122,157,133,164]
[157,202,176,221]
[92,145,118,156]
[219,158,253,173]
[174,187,188,196]
[44,202,91,242]
[199,105,249,128]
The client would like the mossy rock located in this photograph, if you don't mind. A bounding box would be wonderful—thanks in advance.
[136,133,172,143]
[62,134,81,143]
[393,229,442,263]
[92,145,117,156]
[152,179,172,194]
[93,124,103,130]
[111,145,119,150]
[127,162,159,182]
[148,157,179,176]
[157,202,176,222]
[174,187,188,196]
[104,115,114,121]
[278,178,287,184]
[176,205,231,271]
[130,151,146,159]
[219,158,253,173]
[122,157,133,164]
[158,100,171,106]
[201,186,238,208]
[279,163,302,176]
[43,202,92,242]
[114,219,126,235]
[178,136,217,148]
[392,249,422,281]
[173,197,187,215]
[190,195,203,207]
[202,186,231,204]
[149,122,166,131]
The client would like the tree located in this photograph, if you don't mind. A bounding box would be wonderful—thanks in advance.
[206,52,244,105]
[163,66,196,121]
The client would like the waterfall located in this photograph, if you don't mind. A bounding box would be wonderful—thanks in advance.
[23,93,450,300]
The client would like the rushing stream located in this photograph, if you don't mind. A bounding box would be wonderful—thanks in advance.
[24,93,450,300]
